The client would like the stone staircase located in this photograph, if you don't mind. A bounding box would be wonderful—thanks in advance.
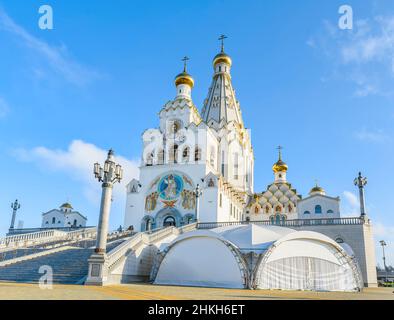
[0,240,125,285]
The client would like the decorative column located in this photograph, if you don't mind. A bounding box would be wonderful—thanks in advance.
[9,199,21,232]
[354,172,368,219]
[194,184,202,222]
[86,149,123,286]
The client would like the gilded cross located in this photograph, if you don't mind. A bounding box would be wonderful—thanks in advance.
[182,56,189,72]
[218,34,228,52]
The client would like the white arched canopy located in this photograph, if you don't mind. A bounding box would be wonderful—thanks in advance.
[154,235,246,288]
[254,231,362,292]
[152,226,362,292]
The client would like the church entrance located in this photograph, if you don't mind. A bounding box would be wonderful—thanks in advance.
[163,216,176,227]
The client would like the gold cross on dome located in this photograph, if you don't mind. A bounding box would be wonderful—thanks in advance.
[182,56,189,72]
[276,145,283,160]
[218,34,228,52]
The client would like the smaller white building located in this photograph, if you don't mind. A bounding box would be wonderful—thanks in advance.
[297,185,340,219]
[41,203,87,229]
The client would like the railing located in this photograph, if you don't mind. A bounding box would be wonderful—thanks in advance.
[0,227,97,250]
[106,223,198,271]
[7,226,96,236]
[197,217,364,229]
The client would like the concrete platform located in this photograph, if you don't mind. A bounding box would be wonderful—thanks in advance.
[0,282,393,300]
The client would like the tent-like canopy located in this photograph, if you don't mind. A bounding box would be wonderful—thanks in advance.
[152,224,363,292]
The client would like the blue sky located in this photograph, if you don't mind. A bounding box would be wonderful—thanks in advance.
[1,0,393,266]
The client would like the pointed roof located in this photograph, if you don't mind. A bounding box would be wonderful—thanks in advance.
[201,43,245,130]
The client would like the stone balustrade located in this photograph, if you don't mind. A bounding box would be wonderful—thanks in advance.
[0,227,97,251]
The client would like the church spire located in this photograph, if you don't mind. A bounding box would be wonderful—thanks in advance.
[201,36,244,130]
[174,56,194,100]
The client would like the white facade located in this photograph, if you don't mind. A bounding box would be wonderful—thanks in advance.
[41,203,87,228]
[124,48,253,231]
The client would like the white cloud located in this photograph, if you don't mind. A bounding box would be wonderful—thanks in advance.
[13,140,140,204]
[354,129,390,143]
[309,16,394,97]
[341,190,360,217]
[0,8,101,86]
[0,96,9,118]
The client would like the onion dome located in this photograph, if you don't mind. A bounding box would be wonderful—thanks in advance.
[60,202,73,209]
[174,71,194,88]
[309,184,326,196]
[213,52,232,67]
[272,159,288,173]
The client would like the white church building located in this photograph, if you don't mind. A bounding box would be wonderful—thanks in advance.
[42,202,87,229]
[112,41,377,291]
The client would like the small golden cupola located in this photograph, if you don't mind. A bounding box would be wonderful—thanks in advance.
[309,183,326,196]
[174,56,194,99]
[213,35,232,73]
[273,146,288,183]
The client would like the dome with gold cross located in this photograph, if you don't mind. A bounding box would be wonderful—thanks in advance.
[272,147,288,173]
[213,34,232,67]
[175,56,194,88]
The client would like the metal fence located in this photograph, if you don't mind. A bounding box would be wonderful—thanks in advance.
[197,217,364,229]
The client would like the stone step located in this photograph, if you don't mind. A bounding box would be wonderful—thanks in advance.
[0,239,126,285]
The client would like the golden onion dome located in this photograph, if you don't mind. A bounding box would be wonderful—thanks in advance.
[310,185,325,195]
[272,159,288,173]
[60,202,73,209]
[174,71,194,88]
[213,52,232,67]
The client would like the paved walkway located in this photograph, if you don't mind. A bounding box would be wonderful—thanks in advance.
[0,282,393,300]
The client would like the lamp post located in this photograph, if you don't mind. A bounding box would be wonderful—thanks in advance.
[10,199,21,232]
[354,172,368,219]
[194,184,202,222]
[86,149,123,286]
[380,240,387,271]
[93,149,123,254]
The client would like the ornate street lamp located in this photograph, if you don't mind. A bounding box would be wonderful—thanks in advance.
[354,172,368,219]
[93,149,123,254]
[10,199,21,231]
[194,184,202,222]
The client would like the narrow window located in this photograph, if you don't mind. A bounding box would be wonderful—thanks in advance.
[233,152,239,180]
[315,205,322,214]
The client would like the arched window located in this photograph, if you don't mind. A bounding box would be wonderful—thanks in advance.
[233,152,239,180]
[210,149,215,167]
[146,151,154,166]
[73,219,77,226]
[327,209,334,214]
[163,216,176,227]
[265,206,270,214]
[194,147,201,161]
[304,211,310,215]
[169,144,178,163]
[182,147,190,162]
[254,206,259,214]
[146,219,152,231]
[288,204,293,212]
[275,205,282,213]
[52,217,56,224]
[315,205,322,214]
[157,149,164,165]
